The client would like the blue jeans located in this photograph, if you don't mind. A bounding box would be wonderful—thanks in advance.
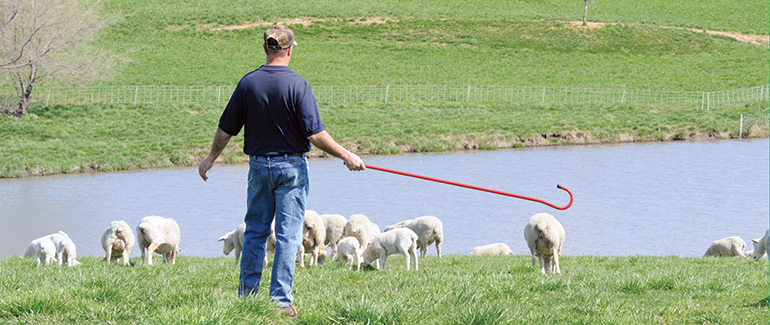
[239,154,308,307]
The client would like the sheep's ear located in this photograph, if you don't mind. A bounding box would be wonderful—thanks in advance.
[217,236,227,241]
[753,239,759,243]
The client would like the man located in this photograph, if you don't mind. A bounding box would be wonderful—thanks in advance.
[198,25,365,320]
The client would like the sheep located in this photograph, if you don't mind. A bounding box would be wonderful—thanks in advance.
[136,216,181,265]
[23,235,57,268]
[470,243,513,256]
[299,210,326,268]
[384,216,443,258]
[524,213,565,275]
[321,213,348,261]
[335,237,363,270]
[48,231,80,267]
[344,214,381,252]
[101,220,135,266]
[360,228,419,271]
[703,236,746,257]
[751,229,769,261]
[218,223,245,267]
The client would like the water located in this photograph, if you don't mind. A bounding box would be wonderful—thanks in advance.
[1,140,767,259]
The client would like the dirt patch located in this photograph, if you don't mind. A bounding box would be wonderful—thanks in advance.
[172,16,398,32]
[563,20,768,46]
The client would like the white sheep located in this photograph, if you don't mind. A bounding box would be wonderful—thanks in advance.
[101,220,135,266]
[360,228,419,271]
[751,229,769,261]
[218,223,245,267]
[321,213,347,261]
[299,210,326,268]
[384,215,443,258]
[48,231,80,267]
[524,213,565,275]
[23,235,57,267]
[470,243,513,256]
[344,214,381,252]
[136,216,181,265]
[703,236,746,257]
[335,236,363,270]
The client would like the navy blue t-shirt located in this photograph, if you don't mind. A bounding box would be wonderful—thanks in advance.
[218,65,325,156]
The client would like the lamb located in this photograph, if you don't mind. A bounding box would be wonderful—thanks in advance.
[48,231,80,267]
[344,214,381,251]
[218,223,245,267]
[24,231,80,267]
[751,229,769,261]
[136,216,181,265]
[360,228,419,271]
[470,243,513,256]
[299,210,326,268]
[101,221,135,266]
[703,236,746,257]
[384,216,443,258]
[321,213,348,261]
[524,213,565,275]
[335,237,363,270]
[23,235,57,267]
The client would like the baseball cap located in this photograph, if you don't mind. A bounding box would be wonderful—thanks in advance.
[264,25,297,50]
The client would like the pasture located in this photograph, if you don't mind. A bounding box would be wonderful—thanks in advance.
[0,254,767,323]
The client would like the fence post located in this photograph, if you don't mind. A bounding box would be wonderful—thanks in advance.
[385,85,390,103]
[621,89,626,104]
[134,86,139,104]
[217,86,221,104]
[701,92,705,110]
[46,89,51,106]
[739,114,743,141]
[707,92,710,111]
[542,87,546,103]
[466,85,471,102]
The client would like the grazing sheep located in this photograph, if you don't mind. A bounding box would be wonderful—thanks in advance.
[299,210,326,268]
[384,216,443,258]
[751,229,769,261]
[136,216,181,265]
[23,235,57,268]
[470,243,513,256]
[335,237,363,270]
[524,213,565,275]
[703,236,746,257]
[360,228,419,271]
[48,231,80,267]
[101,221,135,266]
[321,213,348,261]
[344,214,381,252]
[218,223,246,267]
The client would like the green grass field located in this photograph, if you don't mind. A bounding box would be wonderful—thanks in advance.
[1,255,767,323]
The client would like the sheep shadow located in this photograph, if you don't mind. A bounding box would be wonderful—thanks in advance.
[746,296,769,308]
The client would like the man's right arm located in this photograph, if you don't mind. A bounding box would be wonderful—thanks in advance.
[307,130,365,171]
[198,127,233,181]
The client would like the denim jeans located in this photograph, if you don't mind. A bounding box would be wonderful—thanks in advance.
[239,154,308,308]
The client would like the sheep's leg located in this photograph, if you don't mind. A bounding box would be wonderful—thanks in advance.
[106,244,113,263]
[298,245,306,268]
[436,241,442,258]
[234,247,241,267]
[168,248,177,265]
[553,250,561,275]
[140,245,147,265]
[403,252,410,270]
[538,255,546,274]
[330,243,338,262]
[378,255,387,270]
[122,251,130,266]
[146,243,161,265]
[35,256,42,268]
[412,248,419,271]
[56,250,63,266]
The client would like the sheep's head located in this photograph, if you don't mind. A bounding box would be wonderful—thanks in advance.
[752,239,765,261]
[218,231,235,255]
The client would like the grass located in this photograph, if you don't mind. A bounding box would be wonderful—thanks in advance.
[0,101,767,177]
[0,254,767,323]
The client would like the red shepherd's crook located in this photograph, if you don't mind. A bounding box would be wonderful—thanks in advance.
[365,164,573,210]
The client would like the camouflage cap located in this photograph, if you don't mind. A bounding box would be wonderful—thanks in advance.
[263,25,297,50]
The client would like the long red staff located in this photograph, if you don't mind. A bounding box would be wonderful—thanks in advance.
[365,164,573,210]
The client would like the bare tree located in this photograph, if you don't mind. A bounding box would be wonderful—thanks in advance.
[0,0,118,116]
[582,0,591,26]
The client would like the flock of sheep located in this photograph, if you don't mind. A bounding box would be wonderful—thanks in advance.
[22,211,770,276]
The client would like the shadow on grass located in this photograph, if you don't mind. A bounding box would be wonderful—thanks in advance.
[747,296,769,308]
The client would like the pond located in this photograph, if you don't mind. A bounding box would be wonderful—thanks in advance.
[1,139,767,260]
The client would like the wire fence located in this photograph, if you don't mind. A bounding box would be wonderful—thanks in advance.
[25,84,770,110]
